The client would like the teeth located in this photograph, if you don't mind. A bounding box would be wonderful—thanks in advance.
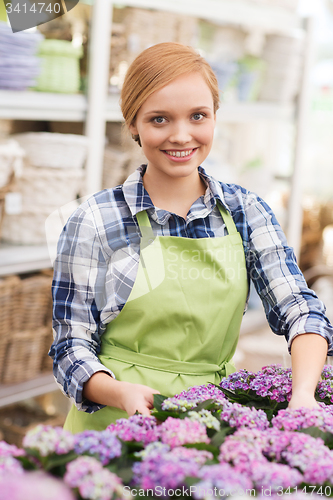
[166,149,193,157]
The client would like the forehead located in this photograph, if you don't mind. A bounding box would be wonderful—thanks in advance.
[140,72,214,113]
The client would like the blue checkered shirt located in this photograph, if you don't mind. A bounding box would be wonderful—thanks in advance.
[50,165,333,412]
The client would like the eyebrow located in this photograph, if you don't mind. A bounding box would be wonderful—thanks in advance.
[143,106,212,116]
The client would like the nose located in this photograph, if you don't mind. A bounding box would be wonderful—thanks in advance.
[168,121,192,145]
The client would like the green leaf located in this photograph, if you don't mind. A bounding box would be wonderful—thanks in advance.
[298,426,333,446]
[210,427,234,447]
[150,409,182,422]
[43,451,78,472]
[153,394,168,412]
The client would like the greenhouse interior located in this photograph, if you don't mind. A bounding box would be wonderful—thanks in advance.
[1,0,333,498]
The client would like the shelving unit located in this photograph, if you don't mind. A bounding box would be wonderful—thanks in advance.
[0,0,313,406]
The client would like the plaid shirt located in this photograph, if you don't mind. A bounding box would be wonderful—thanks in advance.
[50,165,333,412]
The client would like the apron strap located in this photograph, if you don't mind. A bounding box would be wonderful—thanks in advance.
[136,202,237,237]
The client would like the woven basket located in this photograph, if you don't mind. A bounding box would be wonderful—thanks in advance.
[0,272,52,335]
[0,404,64,447]
[12,132,88,170]
[14,165,83,208]
[0,326,52,384]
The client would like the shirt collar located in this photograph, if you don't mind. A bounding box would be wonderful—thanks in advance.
[122,164,230,223]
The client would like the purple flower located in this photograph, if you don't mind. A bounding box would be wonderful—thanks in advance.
[22,425,75,456]
[64,456,124,500]
[159,417,210,448]
[107,415,159,445]
[161,384,227,411]
[0,441,25,458]
[192,463,253,499]
[218,401,269,430]
[220,364,293,404]
[0,455,25,476]
[264,428,333,485]
[132,445,211,490]
[272,405,333,433]
[0,471,75,500]
[74,430,122,465]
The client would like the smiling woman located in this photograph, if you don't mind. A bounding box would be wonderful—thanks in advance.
[50,42,333,434]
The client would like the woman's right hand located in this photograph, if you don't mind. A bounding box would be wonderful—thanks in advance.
[83,372,160,417]
[118,381,160,417]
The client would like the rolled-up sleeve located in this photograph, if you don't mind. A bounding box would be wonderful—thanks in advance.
[49,202,115,413]
[243,191,333,355]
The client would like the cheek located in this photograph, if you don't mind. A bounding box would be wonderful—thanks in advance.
[195,125,215,145]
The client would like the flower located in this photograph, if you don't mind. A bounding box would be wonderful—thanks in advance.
[74,430,122,465]
[187,409,220,431]
[159,417,210,448]
[64,456,124,500]
[264,428,333,485]
[0,441,25,458]
[218,401,269,430]
[192,463,253,499]
[220,364,293,404]
[272,405,333,433]
[161,384,227,412]
[107,415,159,445]
[0,455,25,476]
[23,425,75,456]
[132,445,211,490]
[0,471,75,500]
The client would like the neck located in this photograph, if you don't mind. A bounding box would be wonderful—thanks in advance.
[143,165,206,219]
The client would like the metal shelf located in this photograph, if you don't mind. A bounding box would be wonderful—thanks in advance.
[0,373,58,408]
[0,90,293,123]
[114,0,302,33]
[0,243,54,276]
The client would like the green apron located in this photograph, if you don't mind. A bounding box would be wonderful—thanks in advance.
[64,203,248,432]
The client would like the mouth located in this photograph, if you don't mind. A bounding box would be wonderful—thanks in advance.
[162,148,198,161]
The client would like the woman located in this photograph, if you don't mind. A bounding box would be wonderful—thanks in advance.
[50,43,333,433]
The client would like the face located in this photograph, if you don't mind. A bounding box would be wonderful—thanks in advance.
[129,72,216,182]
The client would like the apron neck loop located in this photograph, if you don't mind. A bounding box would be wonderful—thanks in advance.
[136,202,237,237]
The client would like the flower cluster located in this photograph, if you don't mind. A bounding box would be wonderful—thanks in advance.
[193,463,253,499]
[107,414,159,445]
[132,444,212,490]
[161,384,226,411]
[64,456,125,500]
[272,405,333,433]
[159,417,210,448]
[3,364,333,499]
[74,430,122,465]
[0,471,75,500]
[220,364,292,404]
[23,424,75,456]
[316,364,333,404]
[219,400,269,430]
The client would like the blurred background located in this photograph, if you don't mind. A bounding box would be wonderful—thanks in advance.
[0,0,333,444]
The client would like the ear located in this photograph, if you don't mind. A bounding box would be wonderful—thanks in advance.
[129,122,138,136]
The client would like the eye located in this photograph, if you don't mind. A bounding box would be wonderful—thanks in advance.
[152,116,167,124]
[192,113,205,121]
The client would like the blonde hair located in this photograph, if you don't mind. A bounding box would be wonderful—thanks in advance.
[120,42,220,146]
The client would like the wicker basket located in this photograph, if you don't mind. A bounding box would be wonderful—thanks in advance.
[0,326,53,384]
[0,404,64,447]
[0,273,53,332]
[12,132,88,170]
[0,272,53,383]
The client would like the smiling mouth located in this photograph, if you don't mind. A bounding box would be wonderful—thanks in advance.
[163,148,197,158]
